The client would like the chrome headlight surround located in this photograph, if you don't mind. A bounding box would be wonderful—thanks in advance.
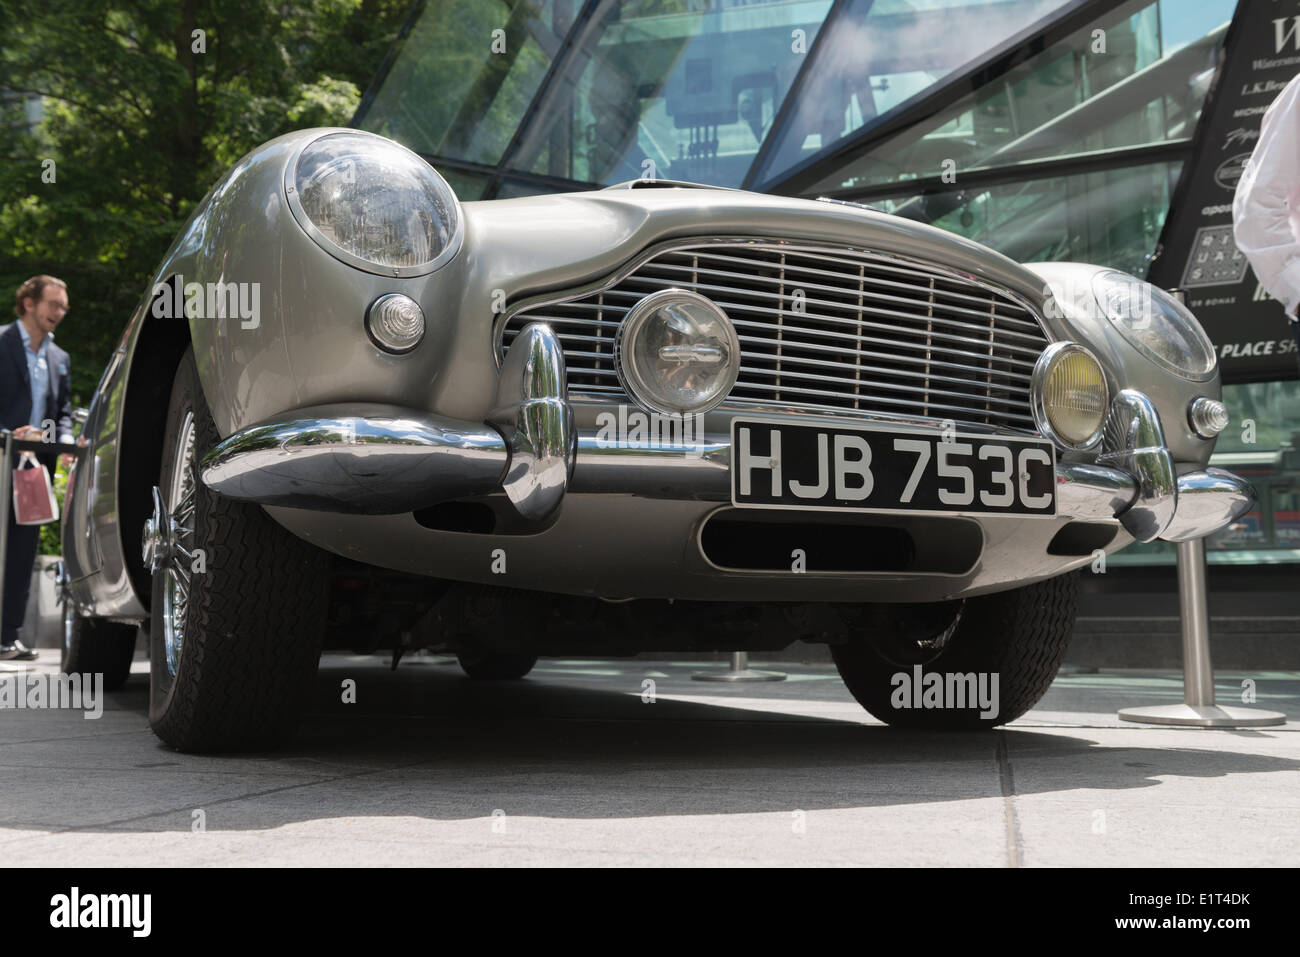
[614,288,741,415]
[285,130,463,278]
[1031,341,1110,451]
[1091,270,1216,381]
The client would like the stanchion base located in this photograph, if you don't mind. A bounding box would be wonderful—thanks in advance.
[1118,704,1287,727]
[691,670,786,682]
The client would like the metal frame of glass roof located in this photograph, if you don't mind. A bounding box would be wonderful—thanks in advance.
[353,0,1216,228]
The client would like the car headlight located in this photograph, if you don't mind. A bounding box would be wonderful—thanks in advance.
[615,289,741,415]
[286,131,462,277]
[1091,271,1216,380]
[1031,342,1109,450]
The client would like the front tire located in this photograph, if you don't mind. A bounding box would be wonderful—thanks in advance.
[832,572,1078,729]
[147,347,329,752]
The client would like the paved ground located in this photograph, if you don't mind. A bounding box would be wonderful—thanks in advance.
[1,652,1297,866]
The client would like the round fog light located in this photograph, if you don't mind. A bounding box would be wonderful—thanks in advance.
[1032,342,1108,450]
[366,293,425,353]
[1188,396,1229,438]
[615,288,740,414]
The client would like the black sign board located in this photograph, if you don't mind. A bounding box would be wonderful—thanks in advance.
[1148,0,1300,383]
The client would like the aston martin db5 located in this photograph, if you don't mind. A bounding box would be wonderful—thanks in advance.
[59,128,1253,749]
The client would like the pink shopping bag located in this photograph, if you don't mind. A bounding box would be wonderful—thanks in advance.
[13,451,58,525]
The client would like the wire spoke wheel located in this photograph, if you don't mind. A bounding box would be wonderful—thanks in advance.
[148,346,329,752]
[161,409,196,682]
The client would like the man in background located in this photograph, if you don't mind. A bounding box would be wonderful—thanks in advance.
[1233,71,1300,369]
[1,275,75,660]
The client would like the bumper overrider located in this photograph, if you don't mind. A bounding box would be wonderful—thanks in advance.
[199,324,1254,546]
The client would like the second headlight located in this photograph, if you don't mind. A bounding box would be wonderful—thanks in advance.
[1032,342,1109,450]
[1092,270,1216,380]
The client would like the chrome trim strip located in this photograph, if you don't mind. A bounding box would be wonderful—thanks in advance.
[200,404,508,514]
[571,425,1129,521]
[199,396,1250,540]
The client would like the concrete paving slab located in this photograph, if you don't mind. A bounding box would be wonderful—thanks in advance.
[0,652,1295,866]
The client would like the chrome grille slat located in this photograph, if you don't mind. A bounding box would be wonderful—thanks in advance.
[502,240,1050,430]
[597,292,1045,358]
[728,379,1038,424]
[590,277,1049,345]
[638,258,1042,329]
[733,331,1035,379]
[734,364,1030,411]
[737,349,1029,396]
[511,318,1039,377]
[678,249,1043,325]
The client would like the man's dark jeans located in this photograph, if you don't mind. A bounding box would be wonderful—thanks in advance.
[2,451,53,646]
[2,508,41,646]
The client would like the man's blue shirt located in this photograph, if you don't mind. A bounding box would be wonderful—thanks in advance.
[16,321,52,430]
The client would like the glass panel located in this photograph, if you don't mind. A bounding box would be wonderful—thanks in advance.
[807,0,1234,194]
[1113,380,1300,563]
[866,161,1181,276]
[504,0,835,187]
[496,176,589,197]
[358,0,565,166]
[752,0,1084,186]
[434,167,492,201]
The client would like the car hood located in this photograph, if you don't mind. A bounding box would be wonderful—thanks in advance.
[460,186,1055,323]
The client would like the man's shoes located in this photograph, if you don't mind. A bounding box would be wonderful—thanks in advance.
[0,641,38,661]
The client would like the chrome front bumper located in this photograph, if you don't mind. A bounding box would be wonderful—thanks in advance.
[200,324,1254,544]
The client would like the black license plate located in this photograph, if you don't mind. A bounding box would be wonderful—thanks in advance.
[730,419,1056,517]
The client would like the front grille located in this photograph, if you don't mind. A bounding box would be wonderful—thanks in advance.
[500,240,1049,431]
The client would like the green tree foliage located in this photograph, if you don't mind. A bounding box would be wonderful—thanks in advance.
[0,0,413,401]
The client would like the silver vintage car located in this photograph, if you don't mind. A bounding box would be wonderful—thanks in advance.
[60,128,1252,750]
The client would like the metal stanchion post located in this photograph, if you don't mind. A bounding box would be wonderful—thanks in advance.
[692,650,785,682]
[1119,537,1285,727]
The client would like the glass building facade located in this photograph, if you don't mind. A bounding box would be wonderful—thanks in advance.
[356,0,1300,567]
